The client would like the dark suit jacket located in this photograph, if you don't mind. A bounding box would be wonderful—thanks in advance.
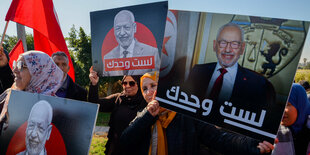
[186,62,276,118]
[66,76,87,101]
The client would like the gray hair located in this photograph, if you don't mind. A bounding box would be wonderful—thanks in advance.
[114,10,135,25]
[52,51,69,63]
[216,23,244,42]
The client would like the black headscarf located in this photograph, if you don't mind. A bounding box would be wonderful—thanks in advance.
[119,75,146,109]
[0,49,14,94]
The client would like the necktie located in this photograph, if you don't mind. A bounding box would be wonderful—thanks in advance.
[123,50,129,58]
[123,51,129,75]
[209,68,227,102]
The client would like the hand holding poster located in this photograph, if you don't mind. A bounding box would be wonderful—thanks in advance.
[157,10,309,142]
[90,2,167,77]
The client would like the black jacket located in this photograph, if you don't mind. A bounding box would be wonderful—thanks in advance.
[88,84,147,155]
[0,64,14,94]
[65,76,87,101]
[120,110,261,155]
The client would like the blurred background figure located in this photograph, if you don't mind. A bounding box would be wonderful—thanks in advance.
[272,83,310,155]
[0,46,14,94]
[88,67,147,155]
[52,51,87,101]
[299,80,310,102]
[0,50,64,136]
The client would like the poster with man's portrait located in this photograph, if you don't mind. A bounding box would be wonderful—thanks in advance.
[90,1,167,77]
[0,90,99,155]
[156,10,310,142]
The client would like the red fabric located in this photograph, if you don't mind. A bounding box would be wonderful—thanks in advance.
[9,39,24,69]
[5,0,75,81]
[6,122,67,155]
[209,68,227,101]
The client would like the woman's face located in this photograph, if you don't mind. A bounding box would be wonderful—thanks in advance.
[13,56,31,90]
[122,76,138,96]
[141,78,158,103]
[281,102,298,126]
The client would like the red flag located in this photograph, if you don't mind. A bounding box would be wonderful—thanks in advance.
[5,0,75,81]
[9,39,24,69]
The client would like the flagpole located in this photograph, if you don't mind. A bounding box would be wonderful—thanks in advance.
[0,21,9,47]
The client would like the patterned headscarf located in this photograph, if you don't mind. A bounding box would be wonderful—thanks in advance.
[288,83,310,134]
[21,51,63,96]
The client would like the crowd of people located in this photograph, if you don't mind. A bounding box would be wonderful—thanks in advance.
[0,21,310,154]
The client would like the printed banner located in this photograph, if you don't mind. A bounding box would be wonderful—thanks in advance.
[90,1,167,77]
[0,90,99,155]
[157,10,310,142]
[105,56,155,71]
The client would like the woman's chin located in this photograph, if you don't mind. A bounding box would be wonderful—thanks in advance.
[14,83,25,91]
[145,97,152,103]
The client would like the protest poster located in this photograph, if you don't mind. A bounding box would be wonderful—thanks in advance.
[90,1,167,77]
[157,10,310,142]
[0,90,99,155]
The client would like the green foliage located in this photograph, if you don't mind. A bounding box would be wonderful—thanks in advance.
[1,35,17,52]
[67,25,92,87]
[26,33,34,50]
[96,112,111,126]
[89,135,107,155]
[1,33,34,52]
[305,62,310,69]
[295,69,310,83]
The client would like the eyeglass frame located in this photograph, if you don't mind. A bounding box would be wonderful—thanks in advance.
[13,60,28,72]
[122,81,136,87]
[217,40,242,49]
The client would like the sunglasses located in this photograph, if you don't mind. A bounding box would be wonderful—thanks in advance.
[122,81,136,87]
[13,60,28,71]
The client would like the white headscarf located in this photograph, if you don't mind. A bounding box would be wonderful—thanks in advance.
[21,51,63,96]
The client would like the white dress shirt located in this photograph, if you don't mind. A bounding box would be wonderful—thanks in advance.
[120,39,135,58]
[206,62,238,102]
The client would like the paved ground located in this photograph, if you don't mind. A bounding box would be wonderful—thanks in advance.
[94,126,109,136]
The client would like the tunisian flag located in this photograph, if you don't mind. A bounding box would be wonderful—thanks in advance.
[5,0,75,81]
[9,39,24,69]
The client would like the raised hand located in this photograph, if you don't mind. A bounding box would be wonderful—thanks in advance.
[146,90,160,117]
[257,140,275,154]
[89,66,99,86]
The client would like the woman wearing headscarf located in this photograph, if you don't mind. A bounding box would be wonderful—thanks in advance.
[120,71,274,155]
[88,68,147,155]
[0,50,64,136]
[0,47,14,94]
[272,83,310,155]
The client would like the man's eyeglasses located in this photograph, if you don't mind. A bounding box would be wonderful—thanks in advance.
[122,81,136,87]
[13,60,28,71]
[218,40,241,49]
